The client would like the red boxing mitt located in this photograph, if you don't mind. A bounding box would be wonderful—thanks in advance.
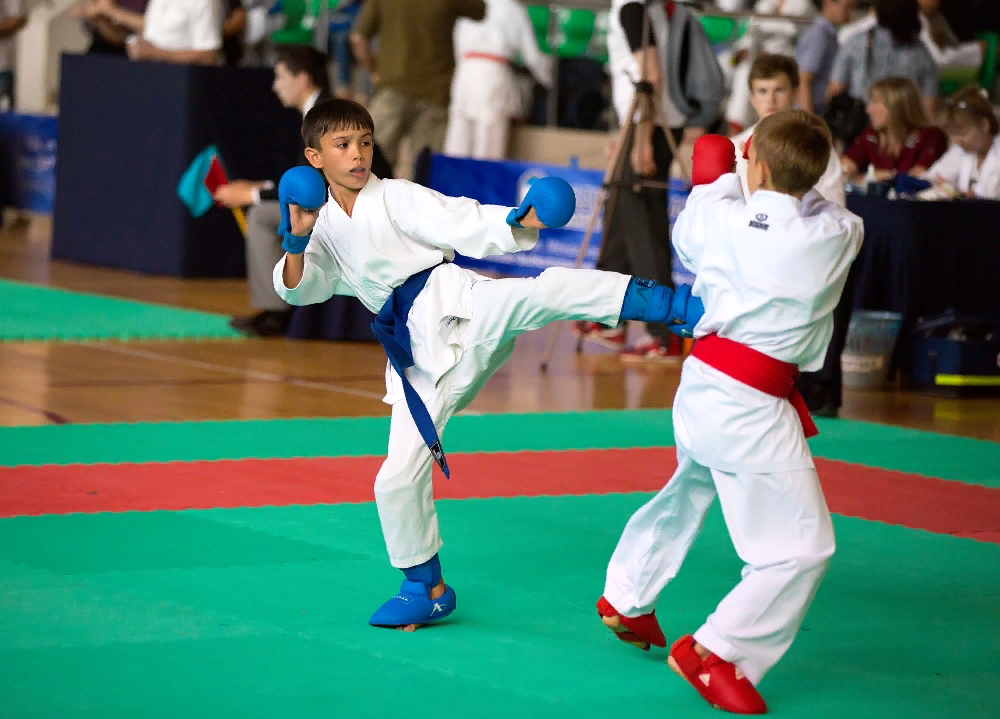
[691,134,736,186]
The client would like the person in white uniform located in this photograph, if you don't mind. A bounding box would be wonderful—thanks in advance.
[598,112,863,714]
[926,86,1000,199]
[733,53,846,205]
[272,98,702,631]
[444,0,553,159]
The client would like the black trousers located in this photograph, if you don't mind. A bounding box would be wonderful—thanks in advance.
[596,126,681,343]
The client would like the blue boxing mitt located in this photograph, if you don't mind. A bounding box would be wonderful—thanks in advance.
[619,278,704,337]
[666,284,704,338]
[506,176,576,229]
[277,166,327,253]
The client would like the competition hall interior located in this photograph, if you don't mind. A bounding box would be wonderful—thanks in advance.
[1,0,998,717]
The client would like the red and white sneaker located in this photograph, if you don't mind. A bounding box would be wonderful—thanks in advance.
[667,635,768,715]
[596,596,667,651]
[573,321,626,351]
[618,336,682,364]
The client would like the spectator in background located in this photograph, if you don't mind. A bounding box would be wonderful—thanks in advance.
[917,0,984,73]
[212,46,332,336]
[82,0,223,65]
[722,0,815,135]
[444,0,553,160]
[796,0,857,116]
[734,54,846,205]
[222,0,247,66]
[73,0,148,56]
[841,75,947,182]
[828,0,938,118]
[0,1,27,110]
[577,0,721,363]
[926,87,1000,199]
[349,0,486,176]
[328,0,364,98]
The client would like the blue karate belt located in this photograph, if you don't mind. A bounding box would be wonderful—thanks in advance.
[371,264,450,478]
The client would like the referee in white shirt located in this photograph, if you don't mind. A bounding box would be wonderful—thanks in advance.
[83,0,223,65]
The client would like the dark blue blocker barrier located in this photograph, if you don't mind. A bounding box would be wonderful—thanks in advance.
[52,53,302,277]
[0,113,57,213]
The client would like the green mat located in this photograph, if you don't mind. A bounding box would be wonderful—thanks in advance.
[0,279,244,341]
[2,411,998,489]
[1,496,997,718]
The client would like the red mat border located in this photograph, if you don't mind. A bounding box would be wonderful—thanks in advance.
[1,448,998,543]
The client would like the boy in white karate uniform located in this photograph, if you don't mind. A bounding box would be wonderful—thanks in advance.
[597,113,863,714]
[733,53,846,207]
[273,98,702,631]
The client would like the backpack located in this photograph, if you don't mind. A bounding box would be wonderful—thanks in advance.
[666,3,725,129]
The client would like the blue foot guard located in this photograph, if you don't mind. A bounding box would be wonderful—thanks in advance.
[369,554,457,628]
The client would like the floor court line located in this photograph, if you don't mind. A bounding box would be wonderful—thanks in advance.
[82,342,385,401]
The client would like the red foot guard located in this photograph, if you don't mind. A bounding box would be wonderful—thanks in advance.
[596,596,667,651]
[668,635,767,715]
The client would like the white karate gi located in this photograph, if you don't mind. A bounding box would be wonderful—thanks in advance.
[925,133,1000,199]
[445,0,554,160]
[604,174,863,685]
[274,175,630,568]
[733,125,847,206]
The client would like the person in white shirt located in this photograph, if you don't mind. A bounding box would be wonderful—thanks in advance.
[0,0,26,110]
[926,86,1000,199]
[274,98,699,632]
[444,0,553,159]
[733,53,846,205]
[599,112,863,714]
[84,0,222,65]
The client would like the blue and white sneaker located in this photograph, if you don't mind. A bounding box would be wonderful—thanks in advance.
[369,580,457,628]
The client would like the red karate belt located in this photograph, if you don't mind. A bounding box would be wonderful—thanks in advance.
[464,52,511,65]
[691,333,819,439]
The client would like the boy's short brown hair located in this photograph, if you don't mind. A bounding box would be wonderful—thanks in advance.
[752,109,832,195]
[748,53,800,90]
[302,98,375,150]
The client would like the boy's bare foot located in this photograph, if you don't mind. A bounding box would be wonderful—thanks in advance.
[396,579,447,632]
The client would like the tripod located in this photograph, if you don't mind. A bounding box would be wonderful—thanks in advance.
[539,0,687,372]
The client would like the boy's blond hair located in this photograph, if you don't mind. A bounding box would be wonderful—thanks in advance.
[747,53,800,91]
[752,109,832,195]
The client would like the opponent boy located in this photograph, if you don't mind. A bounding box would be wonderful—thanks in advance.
[597,113,864,714]
[273,98,705,631]
[734,53,846,207]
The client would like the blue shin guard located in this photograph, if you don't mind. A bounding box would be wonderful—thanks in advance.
[369,554,457,628]
[619,277,704,338]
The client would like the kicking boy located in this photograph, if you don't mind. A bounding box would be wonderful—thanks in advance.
[273,98,704,631]
[597,112,863,714]
[734,53,846,207]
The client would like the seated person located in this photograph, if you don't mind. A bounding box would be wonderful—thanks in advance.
[926,86,1000,198]
[841,76,947,182]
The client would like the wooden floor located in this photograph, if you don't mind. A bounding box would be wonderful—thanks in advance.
[2,215,998,440]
